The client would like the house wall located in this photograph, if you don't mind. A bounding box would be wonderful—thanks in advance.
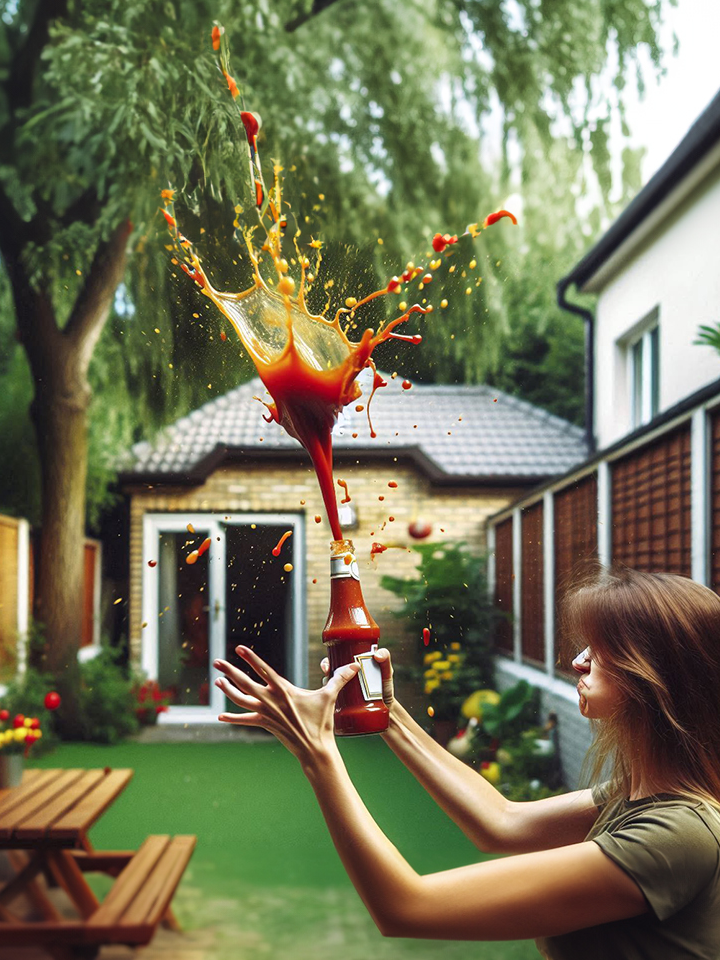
[488,392,720,789]
[594,164,720,449]
[127,460,523,706]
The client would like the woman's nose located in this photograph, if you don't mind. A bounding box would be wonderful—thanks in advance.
[572,648,591,674]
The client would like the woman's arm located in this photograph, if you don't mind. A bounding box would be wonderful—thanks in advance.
[215,647,647,941]
[371,651,599,854]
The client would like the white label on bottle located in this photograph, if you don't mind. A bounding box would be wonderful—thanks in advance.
[353,644,383,701]
[330,556,360,580]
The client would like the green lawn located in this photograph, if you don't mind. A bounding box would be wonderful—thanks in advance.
[29,738,540,960]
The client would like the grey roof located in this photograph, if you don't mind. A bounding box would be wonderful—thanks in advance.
[119,371,588,486]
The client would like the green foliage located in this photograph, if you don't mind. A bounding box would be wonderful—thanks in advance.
[480,680,537,740]
[380,542,499,719]
[76,648,140,744]
[695,323,720,353]
[1,667,61,755]
[0,0,674,520]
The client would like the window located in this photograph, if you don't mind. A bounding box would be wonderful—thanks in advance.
[629,319,660,429]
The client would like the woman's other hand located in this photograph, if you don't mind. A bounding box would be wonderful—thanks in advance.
[215,645,360,763]
[320,647,395,707]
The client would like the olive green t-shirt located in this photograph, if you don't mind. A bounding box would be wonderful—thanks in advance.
[535,783,720,960]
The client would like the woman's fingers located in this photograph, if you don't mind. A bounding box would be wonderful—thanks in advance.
[324,661,361,696]
[373,648,395,705]
[235,645,284,685]
[213,658,268,698]
[215,676,262,711]
[218,710,265,726]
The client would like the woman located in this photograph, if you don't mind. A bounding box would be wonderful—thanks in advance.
[213,567,720,956]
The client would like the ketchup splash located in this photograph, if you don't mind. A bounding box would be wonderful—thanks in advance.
[162,24,516,539]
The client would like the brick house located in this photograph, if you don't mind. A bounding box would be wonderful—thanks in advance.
[119,372,586,724]
[489,88,720,789]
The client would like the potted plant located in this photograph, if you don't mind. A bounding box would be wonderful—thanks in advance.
[0,690,60,788]
[133,678,173,725]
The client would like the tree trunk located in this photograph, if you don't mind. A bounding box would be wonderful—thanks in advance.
[6,221,131,739]
[30,372,90,739]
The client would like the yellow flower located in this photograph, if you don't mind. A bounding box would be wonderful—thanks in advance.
[461,689,501,720]
[440,671,454,681]
[433,660,451,671]
[447,654,460,663]
[14,728,27,742]
[480,762,501,784]
[424,680,440,694]
[450,642,461,650]
[425,650,442,662]
[424,668,438,679]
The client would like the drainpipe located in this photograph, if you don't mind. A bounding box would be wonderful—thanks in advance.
[557,275,596,455]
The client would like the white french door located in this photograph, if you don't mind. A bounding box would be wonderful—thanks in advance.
[141,512,306,723]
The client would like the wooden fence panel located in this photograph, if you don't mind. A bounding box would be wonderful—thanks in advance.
[611,426,692,575]
[710,409,720,593]
[494,517,514,654]
[0,517,20,683]
[554,474,598,670]
[520,502,544,665]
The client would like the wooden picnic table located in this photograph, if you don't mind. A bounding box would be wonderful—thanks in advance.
[0,768,196,960]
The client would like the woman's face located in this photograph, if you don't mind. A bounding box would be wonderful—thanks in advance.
[572,647,625,719]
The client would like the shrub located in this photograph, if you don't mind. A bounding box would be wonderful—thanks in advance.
[380,542,501,721]
[77,648,139,744]
[0,668,60,755]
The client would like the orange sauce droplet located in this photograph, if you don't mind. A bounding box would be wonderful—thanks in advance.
[314,515,322,524]
[337,479,351,504]
[187,523,195,534]
[283,562,293,572]
[272,529,293,556]
[388,481,398,488]
[197,537,212,557]
[186,551,199,565]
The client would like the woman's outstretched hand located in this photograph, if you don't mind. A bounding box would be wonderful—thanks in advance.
[320,647,395,708]
[214,645,360,763]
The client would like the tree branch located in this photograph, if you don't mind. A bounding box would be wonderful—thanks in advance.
[64,219,132,370]
[6,0,70,114]
[285,0,348,33]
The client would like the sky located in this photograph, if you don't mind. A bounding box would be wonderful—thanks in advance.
[624,0,720,181]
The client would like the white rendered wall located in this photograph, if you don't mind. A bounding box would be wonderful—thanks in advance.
[593,166,720,450]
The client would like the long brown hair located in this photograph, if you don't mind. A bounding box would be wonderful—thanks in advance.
[561,566,720,809]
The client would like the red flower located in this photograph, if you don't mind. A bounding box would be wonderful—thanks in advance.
[0,709,8,722]
[155,705,169,714]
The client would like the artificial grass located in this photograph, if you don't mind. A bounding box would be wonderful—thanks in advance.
[28,739,541,960]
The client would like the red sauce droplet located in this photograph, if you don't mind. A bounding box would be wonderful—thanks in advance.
[388,481,398,488]
[423,627,431,646]
[272,529,293,556]
[402,380,412,390]
[337,479,351,504]
[220,330,228,341]
[371,542,388,556]
[312,578,318,584]
[197,537,212,557]
[314,515,322,524]
[388,516,395,522]
[147,560,157,568]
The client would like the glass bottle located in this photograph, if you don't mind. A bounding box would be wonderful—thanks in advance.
[322,539,389,735]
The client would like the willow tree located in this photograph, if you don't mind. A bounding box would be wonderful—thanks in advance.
[0,0,669,733]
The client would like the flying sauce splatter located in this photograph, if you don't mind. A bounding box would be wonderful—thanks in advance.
[337,479,351,504]
[163,24,516,538]
[423,627,431,647]
[272,530,293,556]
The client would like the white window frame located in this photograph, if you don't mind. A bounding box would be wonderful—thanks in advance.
[627,308,660,429]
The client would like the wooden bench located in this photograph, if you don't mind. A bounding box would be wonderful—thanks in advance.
[0,833,196,959]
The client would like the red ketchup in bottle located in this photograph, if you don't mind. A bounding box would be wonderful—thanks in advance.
[322,539,389,736]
